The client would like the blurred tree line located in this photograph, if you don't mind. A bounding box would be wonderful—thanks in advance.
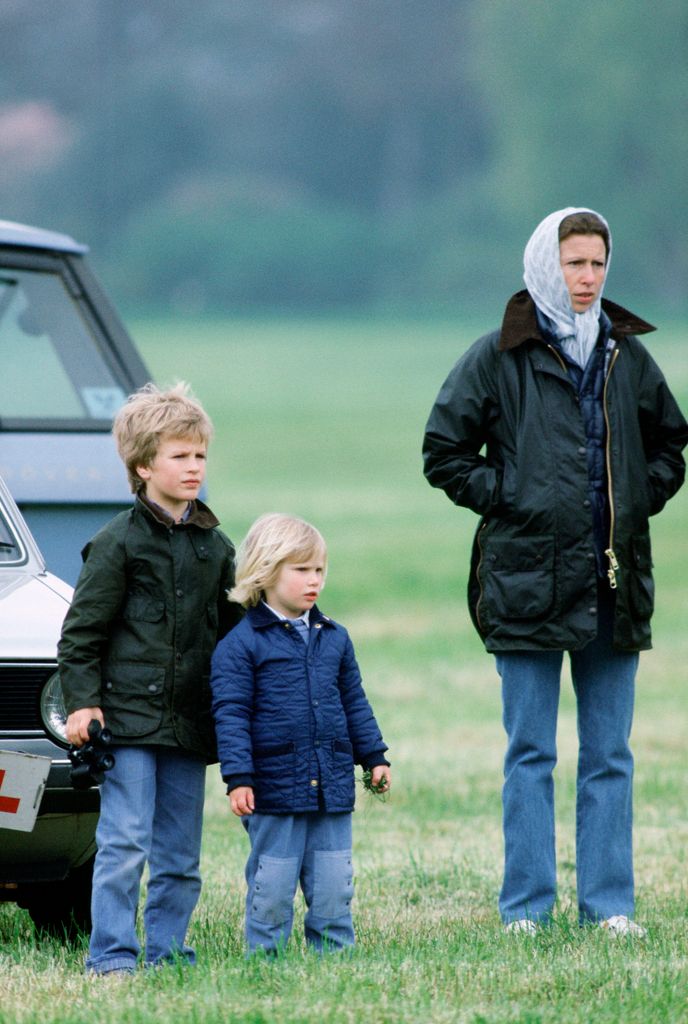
[0,0,685,316]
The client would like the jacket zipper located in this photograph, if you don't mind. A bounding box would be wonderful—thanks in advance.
[546,344,567,374]
[603,347,620,588]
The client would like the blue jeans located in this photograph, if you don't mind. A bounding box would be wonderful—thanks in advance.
[243,812,354,954]
[86,746,206,974]
[496,589,638,925]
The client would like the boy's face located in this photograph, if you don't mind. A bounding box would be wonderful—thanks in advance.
[264,555,325,619]
[136,434,207,520]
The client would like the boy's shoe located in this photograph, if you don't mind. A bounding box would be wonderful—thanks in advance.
[599,915,646,938]
[505,919,538,935]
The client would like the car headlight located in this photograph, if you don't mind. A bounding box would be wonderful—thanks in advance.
[40,672,69,745]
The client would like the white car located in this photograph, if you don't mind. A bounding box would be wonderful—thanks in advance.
[0,473,97,936]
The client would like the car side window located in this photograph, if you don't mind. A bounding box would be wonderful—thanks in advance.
[0,505,23,563]
[0,269,125,423]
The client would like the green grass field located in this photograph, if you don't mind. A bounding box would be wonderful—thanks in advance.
[1,317,686,1023]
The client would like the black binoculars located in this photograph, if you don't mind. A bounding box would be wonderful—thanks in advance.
[68,719,116,789]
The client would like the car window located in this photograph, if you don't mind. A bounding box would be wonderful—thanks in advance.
[0,502,25,564]
[0,269,126,424]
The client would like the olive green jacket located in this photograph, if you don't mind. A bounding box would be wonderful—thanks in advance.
[58,496,241,760]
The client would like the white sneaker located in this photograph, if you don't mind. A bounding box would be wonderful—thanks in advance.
[505,919,538,935]
[599,915,646,938]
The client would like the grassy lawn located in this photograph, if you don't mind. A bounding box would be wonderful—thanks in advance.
[1,317,686,1023]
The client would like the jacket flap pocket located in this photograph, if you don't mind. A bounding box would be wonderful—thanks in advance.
[102,663,165,737]
[122,596,165,622]
[254,743,295,759]
[485,535,554,571]
[483,534,555,621]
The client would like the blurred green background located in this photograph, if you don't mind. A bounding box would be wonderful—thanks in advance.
[0,1,685,319]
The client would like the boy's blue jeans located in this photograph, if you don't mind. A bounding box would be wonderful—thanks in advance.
[85,746,206,974]
[496,588,638,926]
[243,811,354,954]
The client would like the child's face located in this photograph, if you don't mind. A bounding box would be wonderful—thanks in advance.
[136,433,207,519]
[264,555,325,618]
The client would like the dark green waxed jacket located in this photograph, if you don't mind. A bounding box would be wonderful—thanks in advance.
[423,291,688,653]
[58,496,241,759]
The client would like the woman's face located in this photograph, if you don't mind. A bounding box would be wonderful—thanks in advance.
[559,233,607,313]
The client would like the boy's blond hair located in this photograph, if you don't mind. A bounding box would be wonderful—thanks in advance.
[113,382,213,493]
[231,513,328,608]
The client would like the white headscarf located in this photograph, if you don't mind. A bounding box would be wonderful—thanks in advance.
[523,207,612,368]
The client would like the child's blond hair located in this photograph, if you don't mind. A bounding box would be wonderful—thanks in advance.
[231,513,328,608]
[113,382,213,493]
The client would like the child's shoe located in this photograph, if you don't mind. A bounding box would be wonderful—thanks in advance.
[504,919,538,935]
[599,915,646,938]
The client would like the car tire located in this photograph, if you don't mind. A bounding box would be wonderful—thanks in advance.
[23,854,94,940]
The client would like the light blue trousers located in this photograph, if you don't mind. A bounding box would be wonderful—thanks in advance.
[86,746,206,974]
[243,811,355,954]
[497,589,638,925]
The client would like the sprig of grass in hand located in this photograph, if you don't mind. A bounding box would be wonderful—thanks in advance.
[361,768,389,801]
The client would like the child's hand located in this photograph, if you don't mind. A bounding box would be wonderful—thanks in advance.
[66,707,105,746]
[229,786,255,816]
[369,765,391,794]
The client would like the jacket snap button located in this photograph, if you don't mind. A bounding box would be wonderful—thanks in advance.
[147,684,157,693]
[176,589,183,597]
[310,779,318,787]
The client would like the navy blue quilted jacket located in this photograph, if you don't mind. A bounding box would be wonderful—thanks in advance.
[210,602,389,814]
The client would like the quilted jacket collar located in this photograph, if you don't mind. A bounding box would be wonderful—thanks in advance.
[247,601,334,630]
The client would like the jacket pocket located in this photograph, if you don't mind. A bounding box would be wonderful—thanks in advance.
[101,661,165,738]
[627,532,654,620]
[253,743,296,809]
[122,596,165,623]
[326,738,355,806]
[482,535,555,621]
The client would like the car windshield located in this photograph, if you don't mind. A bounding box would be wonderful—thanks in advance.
[0,269,127,425]
[0,502,24,564]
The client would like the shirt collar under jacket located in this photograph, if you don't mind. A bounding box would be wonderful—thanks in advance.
[498,291,655,353]
[523,206,611,368]
[261,600,310,627]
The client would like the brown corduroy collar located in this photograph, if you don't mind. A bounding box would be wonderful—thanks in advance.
[498,290,656,352]
[137,493,220,530]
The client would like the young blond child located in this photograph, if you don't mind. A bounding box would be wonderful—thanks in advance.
[210,513,390,955]
[58,382,240,974]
